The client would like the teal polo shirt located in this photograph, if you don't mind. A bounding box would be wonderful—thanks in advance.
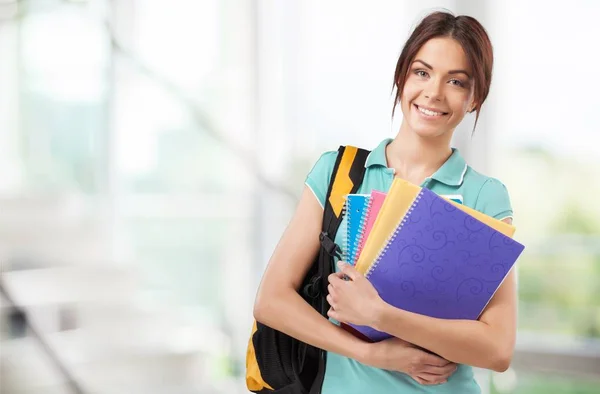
[305,138,513,394]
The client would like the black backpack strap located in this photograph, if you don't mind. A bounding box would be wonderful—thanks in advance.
[308,145,370,394]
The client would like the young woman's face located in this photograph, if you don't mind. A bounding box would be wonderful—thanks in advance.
[401,37,475,139]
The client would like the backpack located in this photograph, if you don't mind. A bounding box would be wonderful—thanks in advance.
[246,145,371,394]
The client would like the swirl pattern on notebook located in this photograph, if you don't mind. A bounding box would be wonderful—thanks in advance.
[349,188,525,342]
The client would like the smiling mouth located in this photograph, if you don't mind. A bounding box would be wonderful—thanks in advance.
[414,104,449,117]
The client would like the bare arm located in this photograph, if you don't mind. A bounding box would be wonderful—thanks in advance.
[370,218,517,372]
[253,186,370,361]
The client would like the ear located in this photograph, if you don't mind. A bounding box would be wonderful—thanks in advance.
[467,101,477,113]
[467,92,477,113]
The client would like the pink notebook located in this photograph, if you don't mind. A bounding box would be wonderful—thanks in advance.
[354,190,387,264]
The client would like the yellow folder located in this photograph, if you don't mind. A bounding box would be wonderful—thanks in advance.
[354,178,516,275]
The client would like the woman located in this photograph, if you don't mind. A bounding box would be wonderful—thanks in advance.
[253,10,516,393]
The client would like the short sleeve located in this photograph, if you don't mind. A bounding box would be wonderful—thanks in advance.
[304,150,338,209]
[474,178,514,220]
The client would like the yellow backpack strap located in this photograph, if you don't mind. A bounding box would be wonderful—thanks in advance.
[328,146,358,218]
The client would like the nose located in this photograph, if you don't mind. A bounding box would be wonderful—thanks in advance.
[424,78,443,102]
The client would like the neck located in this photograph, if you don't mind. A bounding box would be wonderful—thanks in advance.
[386,121,454,184]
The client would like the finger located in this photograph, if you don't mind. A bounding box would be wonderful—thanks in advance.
[334,270,347,279]
[327,284,337,297]
[330,272,346,285]
[415,372,447,385]
[423,353,452,367]
[442,362,458,374]
[434,363,457,375]
[421,363,458,376]
[327,308,339,320]
[335,271,353,282]
[410,375,439,386]
[326,294,335,307]
[337,261,360,281]
[328,273,340,285]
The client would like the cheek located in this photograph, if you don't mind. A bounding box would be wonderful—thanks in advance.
[401,84,419,108]
[405,77,420,93]
[448,91,472,114]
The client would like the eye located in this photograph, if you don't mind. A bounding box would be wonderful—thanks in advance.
[414,70,429,78]
[449,78,465,87]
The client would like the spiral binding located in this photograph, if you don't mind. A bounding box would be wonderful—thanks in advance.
[344,194,368,265]
[351,195,373,265]
[344,195,358,263]
[342,197,350,262]
[365,190,424,278]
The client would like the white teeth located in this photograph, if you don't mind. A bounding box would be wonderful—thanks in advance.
[417,106,444,116]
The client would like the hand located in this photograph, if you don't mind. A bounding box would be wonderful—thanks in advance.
[363,337,458,385]
[327,261,383,327]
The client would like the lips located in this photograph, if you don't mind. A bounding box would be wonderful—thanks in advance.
[414,104,448,116]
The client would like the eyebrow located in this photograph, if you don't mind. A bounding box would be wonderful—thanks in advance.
[413,59,471,79]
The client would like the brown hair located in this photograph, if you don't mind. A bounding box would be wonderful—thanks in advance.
[392,11,493,131]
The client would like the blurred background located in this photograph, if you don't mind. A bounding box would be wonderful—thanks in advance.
[0,0,599,393]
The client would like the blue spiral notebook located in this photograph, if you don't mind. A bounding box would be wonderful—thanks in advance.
[347,188,525,342]
[345,194,370,265]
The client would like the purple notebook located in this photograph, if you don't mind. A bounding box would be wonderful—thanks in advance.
[347,188,525,342]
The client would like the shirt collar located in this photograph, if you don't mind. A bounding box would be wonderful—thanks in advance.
[366,138,468,187]
[430,148,468,186]
[365,138,392,168]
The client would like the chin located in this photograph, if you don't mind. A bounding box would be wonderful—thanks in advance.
[410,123,449,139]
